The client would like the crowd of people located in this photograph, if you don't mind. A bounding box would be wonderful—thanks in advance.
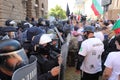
[0,14,120,80]
[69,16,120,80]
[0,17,64,80]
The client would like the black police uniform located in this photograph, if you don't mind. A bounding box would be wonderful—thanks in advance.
[37,54,59,80]
[31,45,59,80]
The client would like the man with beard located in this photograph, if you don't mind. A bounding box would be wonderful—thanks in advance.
[76,26,104,80]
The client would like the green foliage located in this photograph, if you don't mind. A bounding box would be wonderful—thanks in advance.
[43,15,48,19]
[49,5,67,19]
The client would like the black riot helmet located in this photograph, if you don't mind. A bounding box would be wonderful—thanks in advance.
[38,17,46,26]
[5,19,12,26]
[0,39,28,74]
[5,19,16,27]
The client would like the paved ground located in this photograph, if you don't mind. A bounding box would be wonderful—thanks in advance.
[64,66,102,80]
[64,66,80,80]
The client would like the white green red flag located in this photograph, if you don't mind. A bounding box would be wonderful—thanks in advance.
[91,0,103,16]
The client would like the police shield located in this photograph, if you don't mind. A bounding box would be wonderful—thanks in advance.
[61,34,71,68]
[66,33,71,44]
[58,34,70,80]
[12,56,37,80]
[54,27,64,43]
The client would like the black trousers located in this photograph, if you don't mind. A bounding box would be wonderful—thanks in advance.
[81,72,100,80]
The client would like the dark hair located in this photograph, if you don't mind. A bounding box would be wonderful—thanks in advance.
[108,20,114,24]
[102,27,108,30]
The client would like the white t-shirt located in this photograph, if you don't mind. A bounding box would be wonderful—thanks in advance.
[77,28,83,41]
[104,52,120,80]
[94,32,104,41]
[108,24,113,30]
[78,38,104,74]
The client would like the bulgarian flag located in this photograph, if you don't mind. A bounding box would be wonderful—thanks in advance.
[112,20,120,34]
[91,0,103,16]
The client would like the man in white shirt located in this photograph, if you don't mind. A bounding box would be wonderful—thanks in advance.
[94,27,109,42]
[76,26,104,80]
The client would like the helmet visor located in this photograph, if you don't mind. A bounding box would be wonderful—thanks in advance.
[0,48,28,72]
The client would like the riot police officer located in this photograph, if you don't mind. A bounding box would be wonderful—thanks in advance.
[31,33,62,80]
[37,18,47,33]
[0,39,29,80]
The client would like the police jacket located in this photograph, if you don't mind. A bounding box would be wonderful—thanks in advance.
[35,54,59,80]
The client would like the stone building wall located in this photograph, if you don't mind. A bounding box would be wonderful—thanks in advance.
[0,1,2,25]
[0,0,48,26]
[107,0,120,20]
[39,0,48,17]
[0,0,26,26]
[30,0,48,19]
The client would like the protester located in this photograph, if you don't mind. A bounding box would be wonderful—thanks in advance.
[94,27,109,42]
[76,26,104,80]
[101,20,120,70]
[102,34,120,80]
[107,20,114,30]
[69,22,83,67]
[72,22,84,48]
